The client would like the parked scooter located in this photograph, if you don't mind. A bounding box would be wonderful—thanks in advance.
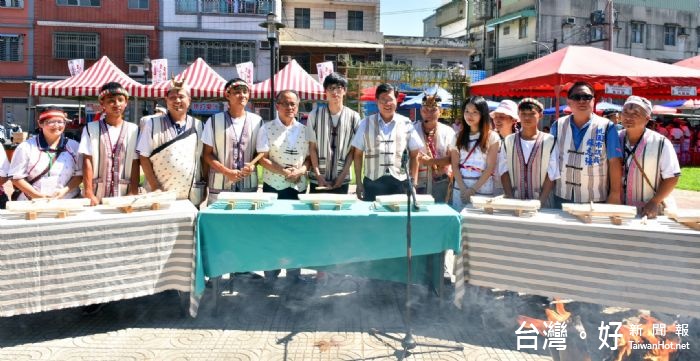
[0,122,23,144]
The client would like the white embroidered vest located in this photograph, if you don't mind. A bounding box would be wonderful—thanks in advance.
[504,132,554,200]
[86,120,138,184]
[262,120,308,191]
[363,114,409,181]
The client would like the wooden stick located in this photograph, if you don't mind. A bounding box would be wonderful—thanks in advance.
[247,152,265,167]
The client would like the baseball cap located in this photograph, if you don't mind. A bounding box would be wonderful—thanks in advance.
[623,95,652,118]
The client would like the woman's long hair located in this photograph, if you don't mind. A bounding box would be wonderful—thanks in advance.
[456,96,491,152]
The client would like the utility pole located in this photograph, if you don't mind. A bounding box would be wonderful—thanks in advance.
[607,0,614,51]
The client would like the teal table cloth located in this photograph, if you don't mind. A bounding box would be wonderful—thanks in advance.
[194,200,461,295]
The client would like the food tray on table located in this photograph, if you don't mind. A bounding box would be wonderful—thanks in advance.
[102,191,177,213]
[211,192,277,210]
[5,198,91,220]
[296,193,357,210]
[665,208,700,231]
[562,202,637,225]
[374,194,435,212]
[470,195,540,216]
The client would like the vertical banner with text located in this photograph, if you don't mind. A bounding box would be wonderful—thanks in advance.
[316,61,334,85]
[68,59,84,76]
[236,61,255,85]
[150,59,168,84]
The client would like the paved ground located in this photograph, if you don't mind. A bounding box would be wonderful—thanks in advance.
[1,274,699,361]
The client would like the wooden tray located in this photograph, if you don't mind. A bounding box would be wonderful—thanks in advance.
[375,194,435,212]
[215,192,278,210]
[562,203,637,225]
[298,194,357,210]
[665,209,700,231]
[471,195,540,216]
[102,191,177,213]
[6,198,91,220]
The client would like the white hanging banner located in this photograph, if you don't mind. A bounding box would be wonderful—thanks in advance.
[671,86,697,97]
[235,61,254,85]
[604,84,632,96]
[316,61,334,85]
[150,58,168,84]
[68,59,84,76]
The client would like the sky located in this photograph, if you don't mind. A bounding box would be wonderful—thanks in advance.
[380,0,443,36]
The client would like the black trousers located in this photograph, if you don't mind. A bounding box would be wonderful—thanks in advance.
[362,175,405,202]
[262,183,303,200]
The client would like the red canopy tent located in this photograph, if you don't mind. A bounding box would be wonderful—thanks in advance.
[250,60,325,100]
[133,58,227,99]
[30,56,144,97]
[359,86,406,102]
[470,46,700,100]
[675,55,700,70]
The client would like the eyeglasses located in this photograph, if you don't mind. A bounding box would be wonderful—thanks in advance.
[568,93,594,101]
[326,85,345,93]
[44,120,66,126]
[277,102,298,108]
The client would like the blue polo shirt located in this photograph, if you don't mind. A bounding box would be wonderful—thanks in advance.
[550,115,622,159]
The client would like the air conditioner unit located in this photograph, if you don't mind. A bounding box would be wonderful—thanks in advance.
[128,64,144,76]
[562,17,576,26]
[280,55,292,63]
[260,40,271,50]
[337,53,351,64]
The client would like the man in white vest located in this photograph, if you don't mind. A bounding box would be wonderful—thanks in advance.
[414,93,454,203]
[136,79,204,206]
[257,89,313,282]
[619,95,680,218]
[499,98,559,206]
[350,83,424,201]
[308,72,360,194]
[202,78,263,204]
[79,82,140,206]
[550,81,623,207]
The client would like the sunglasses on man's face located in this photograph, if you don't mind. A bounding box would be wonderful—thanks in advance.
[568,93,594,101]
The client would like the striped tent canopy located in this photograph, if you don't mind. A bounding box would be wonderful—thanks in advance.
[133,58,227,99]
[30,56,144,98]
[251,60,325,100]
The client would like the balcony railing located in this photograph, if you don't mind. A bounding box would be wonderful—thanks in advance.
[176,0,274,15]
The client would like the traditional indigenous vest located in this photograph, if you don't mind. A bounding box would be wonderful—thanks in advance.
[554,115,610,202]
[86,119,138,200]
[19,135,80,200]
[619,129,667,208]
[415,121,453,188]
[503,132,555,200]
[147,114,203,201]
[262,119,308,191]
[209,111,262,193]
[309,106,360,185]
[363,114,409,181]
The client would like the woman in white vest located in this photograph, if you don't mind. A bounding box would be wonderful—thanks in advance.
[78,82,140,206]
[9,108,83,201]
[202,78,262,205]
[550,81,623,207]
[619,96,681,219]
[499,98,559,207]
[450,96,500,210]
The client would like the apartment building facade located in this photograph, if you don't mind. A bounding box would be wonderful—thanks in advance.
[0,0,33,129]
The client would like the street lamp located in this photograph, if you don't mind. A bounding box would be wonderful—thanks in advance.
[259,13,285,120]
[531,40,552,55]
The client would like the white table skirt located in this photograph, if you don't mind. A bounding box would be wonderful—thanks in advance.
[0,200,197,317]
[456,206,700,318]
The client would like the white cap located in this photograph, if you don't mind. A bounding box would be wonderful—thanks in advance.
[623,95,652,118]
[490,99,519,122]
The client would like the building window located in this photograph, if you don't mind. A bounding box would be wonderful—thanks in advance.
[590,26,603,42]
[395,59,412,66]
[54,32,98,59]
[503,25,510,35]
[430,58,443,68]
[57,0,100,6]
[176,0,197,12]
[631,22,644,43]
[294,8,310,29]
[0,0,23,8]
[125,35,148,64]
[179,39,255,65]
[177,0,272,14]
[323,12,336,30]
[0,35,21,62]
[348,11,364,31]
[664,24,677,46]
[384,54,393,62]
[518,18,528,38]
[128,0,148,9]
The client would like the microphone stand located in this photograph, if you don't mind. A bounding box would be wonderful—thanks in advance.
[370,149,463,360]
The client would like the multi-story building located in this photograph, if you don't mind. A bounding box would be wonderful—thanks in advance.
[161,0,277,84]
[1,0,33,130]
[383,35,473,70]
[438,0,700,75]
[278,0,383,76]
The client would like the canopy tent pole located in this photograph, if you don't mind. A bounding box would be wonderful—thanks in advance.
[554,85,561,120]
